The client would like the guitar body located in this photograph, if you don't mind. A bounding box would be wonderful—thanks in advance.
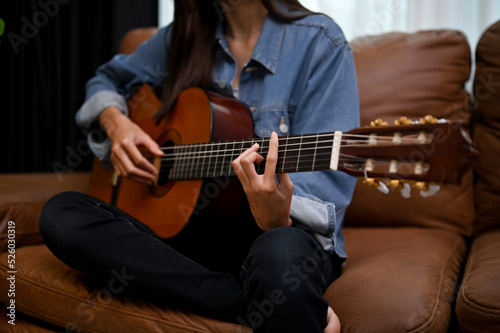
[88,84,254,238]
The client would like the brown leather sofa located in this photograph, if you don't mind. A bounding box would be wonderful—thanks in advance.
[455,20,500,333]
[1,21,499,332]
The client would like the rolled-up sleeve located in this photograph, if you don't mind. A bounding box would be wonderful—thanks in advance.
[75,26,171,165]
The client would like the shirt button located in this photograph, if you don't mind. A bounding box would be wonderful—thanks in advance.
[218,79,226,89]
[249,106,257,112]
[279,116,289,133]
[245,67,258,73]
[280,123,289,133]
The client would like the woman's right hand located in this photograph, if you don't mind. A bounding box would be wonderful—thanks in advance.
[99,106,164,184]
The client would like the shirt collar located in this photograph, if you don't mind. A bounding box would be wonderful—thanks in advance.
[215,14,285,75]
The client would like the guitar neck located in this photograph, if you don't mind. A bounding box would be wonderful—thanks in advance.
[161,133,337,181]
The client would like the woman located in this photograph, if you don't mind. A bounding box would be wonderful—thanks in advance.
[40,0,359,332]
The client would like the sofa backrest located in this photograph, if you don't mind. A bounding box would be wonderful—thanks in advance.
[344,30,475,237]
[472,20,500,236]
[119,27,158,54]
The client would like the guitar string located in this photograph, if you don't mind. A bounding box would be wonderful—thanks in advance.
[161,148,421,179]
[158,154,372,177]
[158,146,394,170]
[153,132,426,178]
[161,158,407,179]
[159,134,425,153]
[158,150,364,165]
[157,137,423,162]
[156,146,413,167]
[157,154,365,171]
[158,153,366,173]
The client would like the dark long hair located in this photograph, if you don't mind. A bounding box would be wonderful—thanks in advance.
[157,0,313,120]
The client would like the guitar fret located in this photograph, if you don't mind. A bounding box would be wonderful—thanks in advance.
[174,147,181,180]
[281,136,288,173]
[191,145,197,179]
[296,136,303,172]
[188,145,194,179]
[228,140,236,176]
[206,143,212,178]
[198,144,204,179]
[221,142,227,177]
[185,146,192,179]
[312,134,318,171]
[172,147,179,180]
[256,138,266,175]
[212,143,218,178]
[200,144,206,178]
[181,146,188,179]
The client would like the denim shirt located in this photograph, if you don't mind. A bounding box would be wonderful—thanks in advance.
[75,13,360,258]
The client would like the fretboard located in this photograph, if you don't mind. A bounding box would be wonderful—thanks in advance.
[159,133,337,181]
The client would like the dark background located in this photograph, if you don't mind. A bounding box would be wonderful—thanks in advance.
[0,0,159,173]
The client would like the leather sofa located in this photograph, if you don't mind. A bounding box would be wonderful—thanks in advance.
[1,21,499,332]
[455,20,500,333]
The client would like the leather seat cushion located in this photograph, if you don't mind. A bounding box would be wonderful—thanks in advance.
[327,227,466,332]
[0,307,63,333]
[456,230,500,332]
[0,245,250,333]
[0,172,90,251]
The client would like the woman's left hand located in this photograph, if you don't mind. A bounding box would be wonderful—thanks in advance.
[232,131,294,230]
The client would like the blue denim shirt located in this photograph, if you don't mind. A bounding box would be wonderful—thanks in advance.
[75,13,360,258]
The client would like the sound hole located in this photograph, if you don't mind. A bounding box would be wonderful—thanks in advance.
[157,141,175,186]
[147,140,177,198]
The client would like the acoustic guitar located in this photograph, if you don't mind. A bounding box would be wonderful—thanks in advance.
[88,84,476,238]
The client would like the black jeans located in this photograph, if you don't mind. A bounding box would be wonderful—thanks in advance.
[39,191,341,332]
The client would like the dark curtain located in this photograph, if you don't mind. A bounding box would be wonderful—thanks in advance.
[0,0,158,173]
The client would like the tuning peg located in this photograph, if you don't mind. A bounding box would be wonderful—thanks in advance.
[362,178,389,194]
[394,117,413,126]
[411,181,440,197]
[419,115,438,124]
[376,181,389,194]
[363,178,377,187]
[400,182,412,198]
[370,118,388,127]
[389,180,412,199]
[413,181,429,191]
[387,179,402,189]
[420,184,441,197]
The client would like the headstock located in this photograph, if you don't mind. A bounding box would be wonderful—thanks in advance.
[338,116,477,197]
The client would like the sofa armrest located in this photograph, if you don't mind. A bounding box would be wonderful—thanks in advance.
[0,172,90,252]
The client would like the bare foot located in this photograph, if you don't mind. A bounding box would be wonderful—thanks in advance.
[324,306,341,333]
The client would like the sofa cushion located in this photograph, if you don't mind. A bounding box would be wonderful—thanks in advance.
[327,227,467,332]
[0,172,90,252]
[456,230,500,332]
[345,30,475,237]
[0,245,250,333]
[472,19,500,235]
[0,307,64,333]
[351,30,471,124]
